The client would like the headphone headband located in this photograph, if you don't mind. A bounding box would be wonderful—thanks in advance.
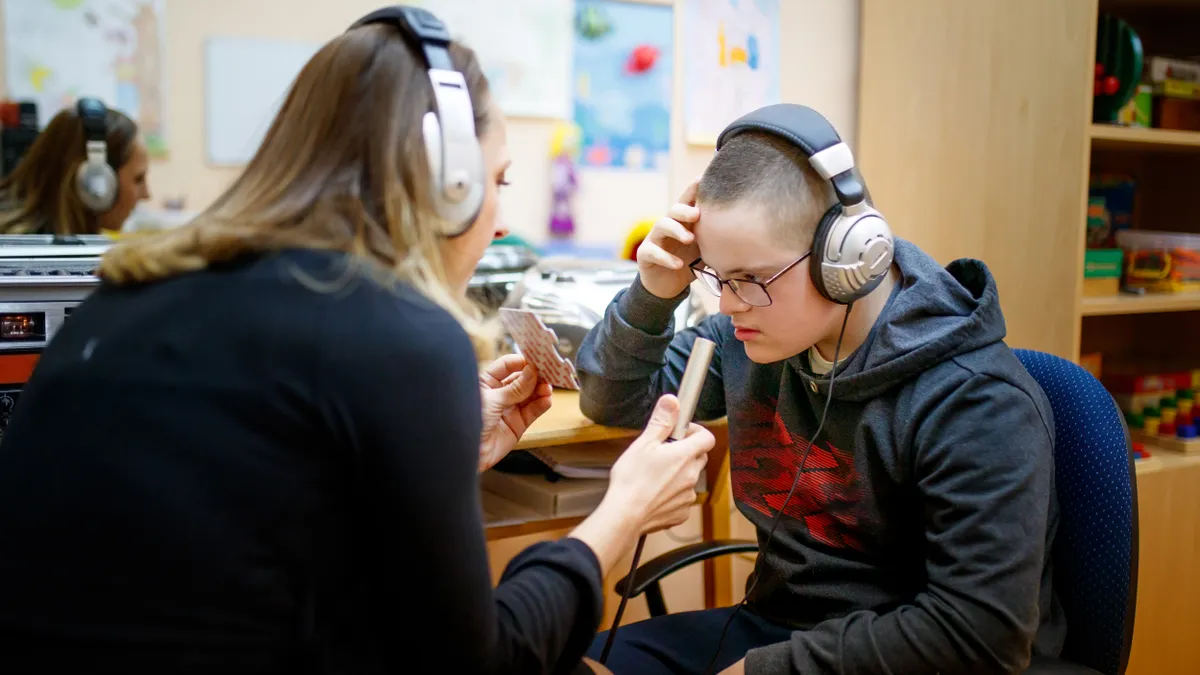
[350,6,453,70]
[346,5,485,237]
[714,103,893,305]
[716,103,865,208]
[76,97,108,144]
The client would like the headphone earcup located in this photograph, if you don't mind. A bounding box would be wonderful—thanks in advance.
[811,205,895,305]
[422,111,485,238]
[809,204,843,303]
[75,161,118,213]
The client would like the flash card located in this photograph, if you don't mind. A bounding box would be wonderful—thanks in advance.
[498,308,581,390]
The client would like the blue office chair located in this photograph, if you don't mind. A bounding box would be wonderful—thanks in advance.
[615,349,1138,675]
[1012,349,1138,675]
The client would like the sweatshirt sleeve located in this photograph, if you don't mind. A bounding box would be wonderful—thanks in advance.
[575,276,727,428]
[318,291,605,675]
[744,373,1056,675]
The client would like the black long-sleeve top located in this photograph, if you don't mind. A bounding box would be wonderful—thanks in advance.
[0,248,604,674]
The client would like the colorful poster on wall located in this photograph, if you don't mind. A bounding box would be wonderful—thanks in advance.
[682,0,781,146]
[2,0,169,157]
[573,0,674,171]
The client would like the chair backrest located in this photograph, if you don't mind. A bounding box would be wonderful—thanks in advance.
[1014,349,1137,675]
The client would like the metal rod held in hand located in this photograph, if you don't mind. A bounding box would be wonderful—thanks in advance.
[671,337,716,440]
[600,336,717,665]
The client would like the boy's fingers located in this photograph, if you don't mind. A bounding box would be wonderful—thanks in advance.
[667,203,700,225]
[638,241,683,270]
[679,178,700,206]
[656,215,695,242]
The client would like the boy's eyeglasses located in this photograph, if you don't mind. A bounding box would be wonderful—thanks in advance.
[689,251,812,307]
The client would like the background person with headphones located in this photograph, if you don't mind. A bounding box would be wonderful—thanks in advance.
[0,98,151,236]
[576,104,1068,675]
[0,6,712,674]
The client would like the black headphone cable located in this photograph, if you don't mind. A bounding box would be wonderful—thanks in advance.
[702,303,853,675]
[599,336,717,666]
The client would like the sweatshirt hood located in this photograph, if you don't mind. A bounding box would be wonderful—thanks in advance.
[796,238,1007,402]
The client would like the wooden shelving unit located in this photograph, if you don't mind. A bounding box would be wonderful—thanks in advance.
[1080,290,1200,315]
[1090,123,1200,151]
[1071,6,1200,675]
[858,2,1200,672]
[1077,7,1200,332]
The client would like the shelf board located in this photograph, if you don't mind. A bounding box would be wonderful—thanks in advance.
[1090,124,1200,152]
[1080,290,1200,316]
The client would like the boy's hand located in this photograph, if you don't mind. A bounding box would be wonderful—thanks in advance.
[637,179,701,299]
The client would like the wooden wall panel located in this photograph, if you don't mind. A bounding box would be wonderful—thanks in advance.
[857,0,1098,359]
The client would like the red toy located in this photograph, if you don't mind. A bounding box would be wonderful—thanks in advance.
[625,44,660,75]
[1093,63,1121,96]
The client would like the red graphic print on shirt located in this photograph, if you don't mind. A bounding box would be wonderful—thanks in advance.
[730,400,865,552]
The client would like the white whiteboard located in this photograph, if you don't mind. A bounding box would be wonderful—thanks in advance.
[410,0,572,119]
[203,36,320,166]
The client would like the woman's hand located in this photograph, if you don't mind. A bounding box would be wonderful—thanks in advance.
[606,394,715,534]
[568,394,716,577]
[478,354,554,472]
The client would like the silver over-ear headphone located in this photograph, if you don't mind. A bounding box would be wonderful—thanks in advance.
[716,104,894,305]
[75,97,118,213]
[349,6,485,237]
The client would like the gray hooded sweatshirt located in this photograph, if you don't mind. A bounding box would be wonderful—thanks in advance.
[575,238,1066,674]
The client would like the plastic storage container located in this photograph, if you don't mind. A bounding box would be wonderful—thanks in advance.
[1115,229,1200,293]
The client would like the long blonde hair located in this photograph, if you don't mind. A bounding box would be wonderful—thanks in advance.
[0,106,139,235]
[99,24,494,347]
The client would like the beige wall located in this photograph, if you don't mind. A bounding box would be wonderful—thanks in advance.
[2,0,860,247]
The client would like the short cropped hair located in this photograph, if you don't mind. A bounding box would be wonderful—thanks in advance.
[697,130,838,249]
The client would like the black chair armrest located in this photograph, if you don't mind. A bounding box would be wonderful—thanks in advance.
[615,539,759,597]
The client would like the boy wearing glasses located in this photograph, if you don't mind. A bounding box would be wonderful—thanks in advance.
[577,127,1064,674]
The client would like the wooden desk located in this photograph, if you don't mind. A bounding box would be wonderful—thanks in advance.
[483,390,734,610]
[510,390,643,449]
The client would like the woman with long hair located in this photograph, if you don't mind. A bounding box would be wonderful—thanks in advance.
[0,100,151,235]
[0,7,711,674]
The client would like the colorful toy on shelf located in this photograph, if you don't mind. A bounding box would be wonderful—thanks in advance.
[1179,390,1194,415]
[1116,83,1152,128]
[1094,63,1121,97]
[1093,13,1144,123]
[1082,248,1123,297]
[620,218,656,262]
[1083,175,1131,296]
[1160,398,1177,423]
[548,122,581,240]
[1087,173,1135,249]
[1143,408,1161,436]
[1109,370,1200,454]
[1107,371,1182,412]
[1116,229,1200,294]
[1145,56,1200,132]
